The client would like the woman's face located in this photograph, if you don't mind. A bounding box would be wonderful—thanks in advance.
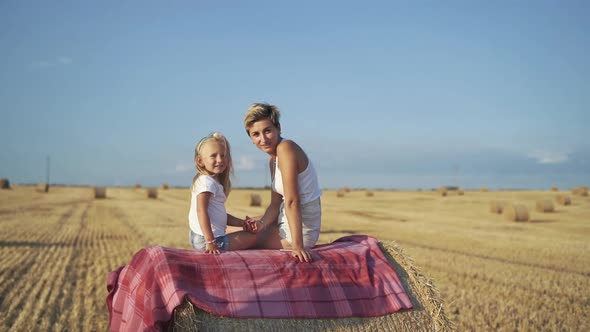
[248,119,281,155]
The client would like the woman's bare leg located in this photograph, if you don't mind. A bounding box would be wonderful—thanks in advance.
[256,225,292,249]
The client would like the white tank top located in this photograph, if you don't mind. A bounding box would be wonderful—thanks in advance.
[272,151,322,204]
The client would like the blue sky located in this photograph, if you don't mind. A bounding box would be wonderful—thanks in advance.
[1,1,588,190]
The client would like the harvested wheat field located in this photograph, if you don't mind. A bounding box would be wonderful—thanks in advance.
[1,186,589,331]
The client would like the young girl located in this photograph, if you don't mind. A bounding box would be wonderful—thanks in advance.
[188,132,257,254]
[243,103,322,262]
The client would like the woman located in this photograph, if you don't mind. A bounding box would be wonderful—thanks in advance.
[243,103,322,262]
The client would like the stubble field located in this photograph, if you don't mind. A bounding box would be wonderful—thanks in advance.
[0,185,588,331]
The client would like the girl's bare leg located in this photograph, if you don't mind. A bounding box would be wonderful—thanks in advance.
[227,231,258,250]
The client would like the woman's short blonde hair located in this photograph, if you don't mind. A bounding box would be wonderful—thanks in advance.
[244,103,281,135]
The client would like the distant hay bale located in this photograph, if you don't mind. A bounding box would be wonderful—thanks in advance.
[504,204,529,222]
[550,187,558,192]
[0,178,10,189]
[94,187,107,199]
[489,200,504,214]
[161,183,169,190]
[574,187,588,196]
[343,186,351,193]
[36,183,49,193]
[168,241,454,332]
[147,188,158,199]
[366,191,374,197]
[555,195,571,206]
[436,187,462,197]
[535,199,554,213]
[336,190,345,197]
[480,187,489,192]
[441,186,459,191]
[134,184,142,189]
[249,194,262,207]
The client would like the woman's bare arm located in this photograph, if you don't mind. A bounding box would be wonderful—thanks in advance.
[277,140,311,262]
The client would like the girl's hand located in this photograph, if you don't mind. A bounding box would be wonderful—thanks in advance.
[243,216,264,233]
[243,216,256,232]
[242,216,254,233]
[291,246,312,263]
[205,242,220,254]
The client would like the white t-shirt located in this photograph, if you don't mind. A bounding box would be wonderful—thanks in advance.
[188,175,227,237]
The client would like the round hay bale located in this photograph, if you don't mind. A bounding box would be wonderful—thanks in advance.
[147,188,158,199]
[535,199,554,213]
[94,187,107,199]
[134,184,142,189]
[550,186,558,192]
[0,178,10,189]
[343,186,351,193]
[161,183,170,190]
[457,190,464,196]
[36,183,49,193]
[555,195,571,206]
[480,187,489,192]
[167,241,454,332]
[438,188,447,197]
[504,204,529,222]
[336,190,345,198]
[366,191,374,197]
[489,200,504,214]
[249,193,262,207]
[576,187,588,196]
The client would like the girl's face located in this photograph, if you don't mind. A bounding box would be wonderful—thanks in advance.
[248,119,281,155]
[197,141,227,176]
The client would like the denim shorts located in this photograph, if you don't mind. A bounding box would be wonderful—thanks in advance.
[277,197,321,249]
[189,229,230,251]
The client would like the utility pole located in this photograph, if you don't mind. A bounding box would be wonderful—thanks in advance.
[46,155,51,185]
[45,155,51,192]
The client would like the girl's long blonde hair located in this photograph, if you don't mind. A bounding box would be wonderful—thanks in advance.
[192,132,233,195]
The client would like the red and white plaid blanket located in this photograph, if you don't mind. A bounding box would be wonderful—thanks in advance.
[106,235,413,331]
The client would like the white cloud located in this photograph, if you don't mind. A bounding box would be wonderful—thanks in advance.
[30,56,73,68]
[235,155,257,170]
[175,162,194,172]
[58,56,73,64]
[528,150,569,164]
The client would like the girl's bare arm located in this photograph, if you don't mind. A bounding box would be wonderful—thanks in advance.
[196,192,219,253]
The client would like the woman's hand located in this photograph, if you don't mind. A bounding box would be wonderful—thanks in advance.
[291,246,312,263]
[205,242,220,254]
